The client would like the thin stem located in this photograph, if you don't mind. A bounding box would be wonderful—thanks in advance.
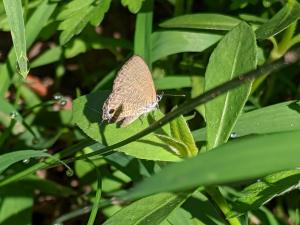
[252,21,298,93]
[206,187,241,225]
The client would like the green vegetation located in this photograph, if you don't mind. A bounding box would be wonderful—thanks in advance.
[0,0,300,224]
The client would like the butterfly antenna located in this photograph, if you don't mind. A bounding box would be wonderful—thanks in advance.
[157,91,186,98]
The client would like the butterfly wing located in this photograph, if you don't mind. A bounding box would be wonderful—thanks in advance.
[102,55,157,126]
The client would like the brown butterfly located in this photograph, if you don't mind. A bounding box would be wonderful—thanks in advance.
[102,55,161,127]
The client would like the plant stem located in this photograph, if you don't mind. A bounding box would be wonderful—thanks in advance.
[251,21,298,93]
[206,187,241,225]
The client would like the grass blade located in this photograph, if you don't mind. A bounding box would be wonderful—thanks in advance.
[3,0,28,78]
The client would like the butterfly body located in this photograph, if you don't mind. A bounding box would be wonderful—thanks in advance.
[102,55,160,127]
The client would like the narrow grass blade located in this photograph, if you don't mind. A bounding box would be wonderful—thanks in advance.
[3,0,28,78]
[134,0,153,65]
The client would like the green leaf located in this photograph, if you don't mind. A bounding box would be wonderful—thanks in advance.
[205,22,257,149]
[231,169,300,216]
[255,1,300,39]
[22,176,76,197]
[232,100,300,136]
[0,150,50,174]
[238,14,268,24]
[3,0,28,78]
[121,0,146,13]
[64,35,132,58]
[121,130,300,201]
[134,0,153,65]
[0,140,94,188]
[170,116,198,157]
[193,100,300,142]
[155,134,190,157]
[72,91,181,161]
[103,192,190,225]
[165,208,195,225]
[151,30,222,63]
[191,76,205,119]
[58,0,111,45]
[160,13,241,30]
[30,46,62,68]
[31,35,132,68]
[0,183,33,225]
[255,207,281,225]
[0,98,23,125]
[154,76,192,90]
[0,0,57,95]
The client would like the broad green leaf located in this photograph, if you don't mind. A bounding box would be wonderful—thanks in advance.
[58,0,111,45]
[0,150,50,174]
[231,169,300,216]
[164,208,195,225]
[120,130,300,201]
[0,0,57,95]
[193,100,300,142]
[0,183,33,225]
[134,0,153,65]
[170,116,198,157]
[103,192,190,225]
[205,22,257,150]
[160,14,241,30]
[72,91,181,161]
[155,134,190,157]
[154,76,192,90]
[238,14,267,24]
[232,100,300,136]
[255,0,300,39]
[3,0,28,78]
[121,0,146,13]
[191,76,205,119]
[151,31,222,63]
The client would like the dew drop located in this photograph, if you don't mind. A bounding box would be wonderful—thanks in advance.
[53,93,63,100]
[230,132,238,138]
[22,158,30,164]
[59,99,67,106]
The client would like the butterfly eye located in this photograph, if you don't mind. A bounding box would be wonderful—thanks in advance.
[108,109,115,114]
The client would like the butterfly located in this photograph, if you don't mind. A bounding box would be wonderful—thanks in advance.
[102,55,162,127]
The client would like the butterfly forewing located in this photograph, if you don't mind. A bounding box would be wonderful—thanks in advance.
[102,55,158,126]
